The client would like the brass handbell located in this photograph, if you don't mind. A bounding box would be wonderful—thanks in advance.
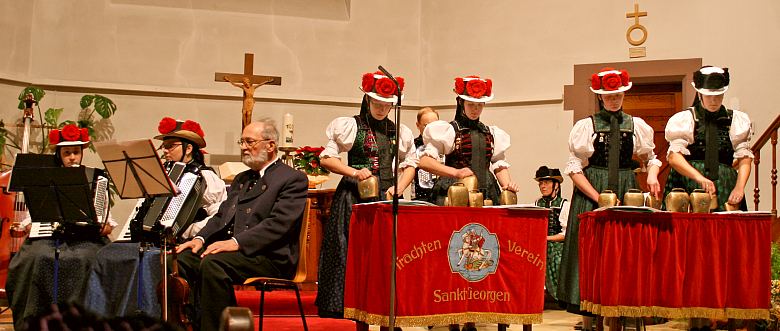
[622,189,645,207]
[447,183,469,207]
[468,190,484,208]
[358,175,379,200]
[724,202,740,211]
[598,190,619,208]
[665,188,690,212]
[458,175,478,192]
[499,190,517,205]
[645,193,662,209]
[689,189,712,213]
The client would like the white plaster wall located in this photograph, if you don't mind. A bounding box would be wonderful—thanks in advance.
[0,0,777,225]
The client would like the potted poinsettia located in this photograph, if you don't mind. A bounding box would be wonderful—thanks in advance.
[293,146,330,188]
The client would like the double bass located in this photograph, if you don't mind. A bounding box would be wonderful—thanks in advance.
[0,94,36,292]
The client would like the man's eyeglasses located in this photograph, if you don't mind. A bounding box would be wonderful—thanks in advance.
[157,143,182,151]
[236,138,272,147]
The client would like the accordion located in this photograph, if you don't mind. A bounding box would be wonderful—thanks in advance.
[117,161,206,245]
[28,167,110,239]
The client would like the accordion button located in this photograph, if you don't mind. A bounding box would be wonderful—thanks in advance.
[246,208,251,214]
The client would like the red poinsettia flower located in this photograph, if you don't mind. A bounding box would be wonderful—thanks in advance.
[48,129,60,145]
[620,70,630,86]
[361,73,375,93]
[454,77,465,94]
[601,73,623,91]
[590,73,602,90]
[309,159,319,169]
[61,124,81,141]
[465,79,487,98]
[374,77,397,97]
[79,128,90,142]
[182,120,205,138]
[158,117,178,134]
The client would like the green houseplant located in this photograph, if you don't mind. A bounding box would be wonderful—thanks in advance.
[0,86,117,168]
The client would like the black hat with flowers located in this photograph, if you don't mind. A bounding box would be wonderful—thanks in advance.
[590,68,632,94]
[154,117,206,148]
[360,71,405,104]
[454,75,494,102]
[48,123,90,148]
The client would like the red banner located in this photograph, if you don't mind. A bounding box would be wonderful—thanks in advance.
[343,204,549,327]
[579,210,771,320]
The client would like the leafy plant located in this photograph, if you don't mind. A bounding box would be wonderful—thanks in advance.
[2,87,118,165]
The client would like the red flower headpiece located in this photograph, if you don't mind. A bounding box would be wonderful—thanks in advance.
[360,71,404,102]
[590,68,631,94]
[453,75,494,102]
[154,117,207,148]
[48,123,89,146]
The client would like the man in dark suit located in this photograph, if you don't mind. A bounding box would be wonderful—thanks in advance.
[175,118,309,331]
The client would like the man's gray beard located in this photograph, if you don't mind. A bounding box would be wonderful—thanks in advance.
[242,152,268,170]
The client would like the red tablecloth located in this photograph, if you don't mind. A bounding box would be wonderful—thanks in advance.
[578,210,771,319]
[343,204,549,327]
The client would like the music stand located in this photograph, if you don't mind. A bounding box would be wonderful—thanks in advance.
[9,154,98,224]
[9,154,102,304]
[94,139,178,315]
[94,139,177,200]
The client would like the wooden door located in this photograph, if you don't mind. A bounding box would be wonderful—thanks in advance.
[622,83,682,191]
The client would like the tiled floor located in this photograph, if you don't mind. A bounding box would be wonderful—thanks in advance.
[1,307,690,331]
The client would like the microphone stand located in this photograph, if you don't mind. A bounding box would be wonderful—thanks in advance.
[378,65,400,330]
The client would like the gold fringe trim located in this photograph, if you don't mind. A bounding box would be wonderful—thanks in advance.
[581,300,770,320]
[343,308,542,327]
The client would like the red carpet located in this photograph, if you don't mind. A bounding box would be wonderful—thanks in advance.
[235,289,356,330]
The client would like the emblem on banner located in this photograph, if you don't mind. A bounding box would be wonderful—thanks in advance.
[448,223,499,282]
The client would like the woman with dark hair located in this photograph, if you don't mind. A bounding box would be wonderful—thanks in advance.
[316,71,417,321]
[83,118,226,319]
[558,68,661,330]
[153,117,227,237]
[420,75,519,206]
[419,75,518,331]
[7,124,115,330]
[533,166,569,304]
[664,66,753,212]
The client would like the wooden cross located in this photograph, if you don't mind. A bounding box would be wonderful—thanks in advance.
[215,53,282,129]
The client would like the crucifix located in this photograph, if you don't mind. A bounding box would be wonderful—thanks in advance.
[215,53,282,129]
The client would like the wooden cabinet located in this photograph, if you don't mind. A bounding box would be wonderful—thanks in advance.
[300,188,334,290]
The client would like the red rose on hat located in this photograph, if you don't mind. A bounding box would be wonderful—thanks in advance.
[48,129,60,145]
[620,70,630,86]
[601,73,622,91]
[465,79,487,98]
[484,79,493,97]
[454,77,465,94]
[80,128,90,142]
[182,120,205,138]
[61,124,81,141]
[396,77,405,92]
[158,117,177,134]
[361,73,375,93]
[591,74,602,90]
[374,77,397,97]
